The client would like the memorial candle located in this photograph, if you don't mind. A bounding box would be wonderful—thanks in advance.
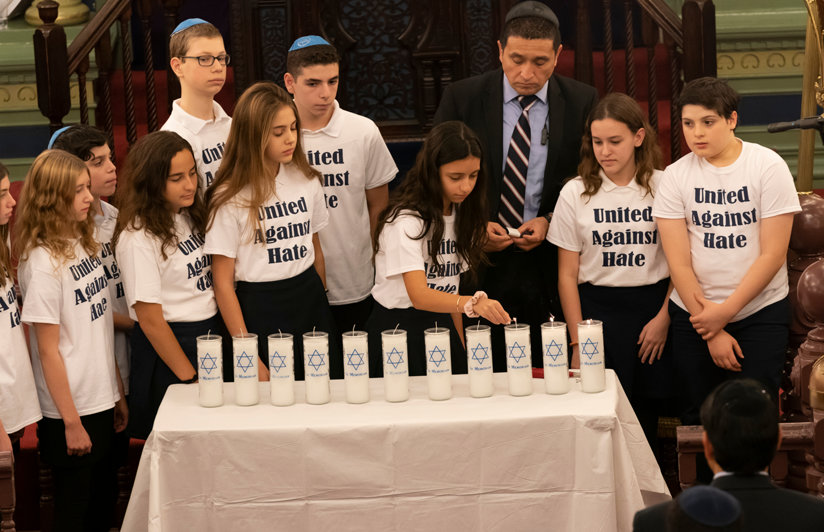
[541,321,569,394]
[504,321,532,396]
[381,328,409,402]
[303,330,331,405]
[578,319,606,393]
[424,326,452,400]
[196,334,223,407]
[232,333,259,406]
[465,324,494,398]
[342,330,370,404]
[268,332,294,406]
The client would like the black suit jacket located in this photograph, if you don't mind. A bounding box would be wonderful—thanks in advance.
[433,69,598,219]
[633,474,824,532]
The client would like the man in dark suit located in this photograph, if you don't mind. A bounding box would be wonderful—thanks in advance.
[434,1,597,369]
[633,379,824,531]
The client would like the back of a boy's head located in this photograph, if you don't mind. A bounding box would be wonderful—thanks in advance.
[286,43,340,77]
[170,21,223,59]
[678,77,740,119]
[700,378,779,474]
[0,161,8,181]
[51,124,109,162]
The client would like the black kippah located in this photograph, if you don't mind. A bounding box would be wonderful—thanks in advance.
[678,485,741,526]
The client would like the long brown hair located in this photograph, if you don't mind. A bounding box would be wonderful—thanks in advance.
[578,92,662,198]
[0,165,12,284]
[374,121,488,281]
[206,81,320,240]
[112,131,207,259]
[14,150,98,263]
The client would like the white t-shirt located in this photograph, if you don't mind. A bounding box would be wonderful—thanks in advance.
[547,170,669,286]
[19,242,120,419]
[161,99,231,189]
[372,211,466,309]
[116,213,218,323]
[653,140,801,321]
[204,164,329,282]
[0,277,42,432]
[303,101,398,305]
[95,201,129,394]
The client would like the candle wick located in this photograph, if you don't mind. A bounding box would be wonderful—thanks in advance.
[207,329,212,338]
[548,313,554,323]
[435,321,438,332]
[313,325,316,335]
[394,323,399,334]
[477,318,481,328]
[352,324,356,334]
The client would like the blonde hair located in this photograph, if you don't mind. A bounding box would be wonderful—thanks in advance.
[14,150,98,263]
[206,81,320,240]
[169,22,222,58]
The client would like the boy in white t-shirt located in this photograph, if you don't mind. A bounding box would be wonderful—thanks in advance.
[161,18,231,189]
[284,36,398,334]
[653,77,800,426]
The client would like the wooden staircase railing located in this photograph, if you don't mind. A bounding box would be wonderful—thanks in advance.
[33,0,182,161]
[572,0,716,164]
[0,451,14,532]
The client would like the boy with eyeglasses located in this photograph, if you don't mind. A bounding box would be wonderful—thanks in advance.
[161,18,232,189]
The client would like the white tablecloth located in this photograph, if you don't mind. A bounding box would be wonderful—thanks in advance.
[122,372,670,531]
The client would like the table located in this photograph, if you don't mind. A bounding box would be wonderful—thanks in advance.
[122,372,670,531]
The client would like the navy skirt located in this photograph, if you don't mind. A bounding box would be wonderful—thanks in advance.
[128,313,229,440]
[236,266,341,380]
[366,301,467,377]
[578,278,674,399]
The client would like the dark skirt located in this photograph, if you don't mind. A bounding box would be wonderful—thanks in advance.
[128,313,228,440]
[366,301,467,377]
[578,278,674,399]
[236,266,341,381]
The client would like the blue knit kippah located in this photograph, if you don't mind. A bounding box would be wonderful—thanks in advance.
[678,485,741,527]
[47,126,72,149]
[172,18,210,36]
[289,35,331,52]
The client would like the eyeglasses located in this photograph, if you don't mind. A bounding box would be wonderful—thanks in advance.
[180,54,231,67]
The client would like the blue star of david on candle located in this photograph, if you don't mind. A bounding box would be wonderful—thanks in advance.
[581,338,599,360]
[545,340,564,362]
[236,351,255,373]
[346,349,365,371]
[386,347,404,369]
[307,349,326,371]
[508,341,527,363]
[428,345,447,368]
[471,343,489,365]
[200,352,218,375]
[270,351,287,373]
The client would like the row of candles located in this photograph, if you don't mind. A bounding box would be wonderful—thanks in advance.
[195,320,607,407]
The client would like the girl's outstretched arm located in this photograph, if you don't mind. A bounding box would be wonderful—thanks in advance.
[402,270,510,324]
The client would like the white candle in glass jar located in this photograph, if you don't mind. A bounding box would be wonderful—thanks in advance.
[232,333,259,406]
[465,324,494,398]
[268,332,294,406]
[381,329,409,402]
[578,319,606,393]
[504,322,532,396]
[424,326,452,400]
[541,321,569,394]
[342,330,370,404]
[196,334,223,407]
[303,331,331,405]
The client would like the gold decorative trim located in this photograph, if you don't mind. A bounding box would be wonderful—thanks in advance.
[717,50,805,78]
[0,81,95,111]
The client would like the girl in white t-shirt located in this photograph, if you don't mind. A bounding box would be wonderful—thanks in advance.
[15,150,126,531]
[368,121,510,376]
[0,162,41,454]
[113,131,225,440]
[205,81,338,380]
[547,93,672,446]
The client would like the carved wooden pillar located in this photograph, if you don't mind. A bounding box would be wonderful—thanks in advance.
[136,0,159,132]
[161,0,184,112]
[0,451,14,532]
[33,1,71,132]
[574,1,593,86]
[795,258,824,494]
[681,0,716,81]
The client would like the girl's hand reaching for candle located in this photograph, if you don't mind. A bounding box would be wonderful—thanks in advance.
[473,296,510,324]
